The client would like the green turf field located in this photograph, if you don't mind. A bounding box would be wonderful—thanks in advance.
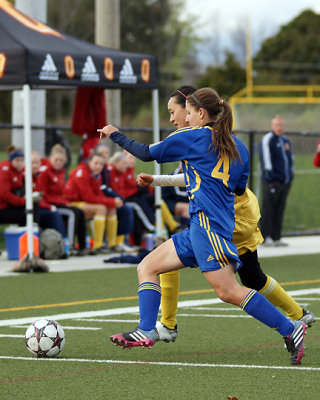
[0,253,319,399]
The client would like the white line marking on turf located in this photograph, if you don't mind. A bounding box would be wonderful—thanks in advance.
[0,355,320,372]
[1,288,319,327]
[10,325,101,331]
[0,334,24,338]
[177,314,251,318]
[74,319,140,323]
[293,297,320,301]
[187,307,242,311]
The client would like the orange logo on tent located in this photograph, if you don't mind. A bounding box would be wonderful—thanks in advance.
[104,57,114,81]
[65,55,75,79]
[0,0,65,39]
[19,232,39,260]
[141,59,150,83]
[0,52,6,78]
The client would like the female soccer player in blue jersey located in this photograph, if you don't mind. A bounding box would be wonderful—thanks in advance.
[98,88,306,365]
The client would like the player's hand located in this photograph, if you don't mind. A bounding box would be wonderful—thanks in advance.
[179,162,183,173]
[137,173,154,187]
[316,143,320,153]
[114,197,124,208]
[97,125,119,139]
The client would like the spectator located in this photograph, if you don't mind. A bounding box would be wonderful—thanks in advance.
[64,152,122,253]
[31,151,67,239]
[0,146,27,225]
[313,140,320,167]
[259,115,294,246]
[37,144,87,255]
[95,144,135,252]
[108,151,154,245]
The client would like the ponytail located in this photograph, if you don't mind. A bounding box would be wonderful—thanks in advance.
[187,88,240,163]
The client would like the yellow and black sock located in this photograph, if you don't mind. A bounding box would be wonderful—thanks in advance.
[106,215,118,249]
[160,270,180,329]
[259,275,303,320]
[93,215,106,249]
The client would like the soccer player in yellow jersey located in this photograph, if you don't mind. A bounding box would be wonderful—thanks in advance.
[136,86,314,343]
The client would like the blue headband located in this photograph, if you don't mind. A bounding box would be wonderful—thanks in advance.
[9,150,24,161]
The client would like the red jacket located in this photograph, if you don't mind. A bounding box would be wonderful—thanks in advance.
[0,161,25,209]
[108,165,138,198]
[37,160,68,206]
[33,173,52,210]
[313,140,320,168]
[64,162,116,208]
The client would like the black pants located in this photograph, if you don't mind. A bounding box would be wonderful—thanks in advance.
[56,205,87,250]
[0,204,40,225]
[260,180,291,241]
[126,193,155,245]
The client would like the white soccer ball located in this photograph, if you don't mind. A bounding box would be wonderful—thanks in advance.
[25,319,65,358]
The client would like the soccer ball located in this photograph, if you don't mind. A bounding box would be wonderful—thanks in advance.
[25,319,65,358]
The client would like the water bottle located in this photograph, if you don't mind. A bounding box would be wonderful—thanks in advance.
[63,237,69,257]
[86,235,91,250]
[144,233,155,251]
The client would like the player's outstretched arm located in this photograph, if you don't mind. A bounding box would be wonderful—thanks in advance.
[97,126,154,162]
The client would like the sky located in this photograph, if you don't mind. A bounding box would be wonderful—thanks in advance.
[181,0,320,59]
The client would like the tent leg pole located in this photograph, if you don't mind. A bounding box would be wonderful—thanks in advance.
[152,89,162,237]
[23,84,34,259]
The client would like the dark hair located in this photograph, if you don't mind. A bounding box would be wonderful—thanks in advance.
[7,145,20,155]
[88,152,104,161]
[187,87,240,163]
[170,85,197,108]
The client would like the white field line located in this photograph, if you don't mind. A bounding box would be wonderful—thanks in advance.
[0,334,24,338]
[0,355,320,372]
[74,319,140,323]
[10,325,101,331]
[292,297,320,301]
[177,313,251,318]
[187,307,242,310]
[0,288,319,328]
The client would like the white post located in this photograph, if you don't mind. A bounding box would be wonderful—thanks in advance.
[152,89,162,236]
[12,0,47,156]
[95,0,121,148]
[23,84,34,258]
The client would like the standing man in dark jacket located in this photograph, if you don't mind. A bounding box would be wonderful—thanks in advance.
[259,115,294,246]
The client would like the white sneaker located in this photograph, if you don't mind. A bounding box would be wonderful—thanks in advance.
[155,321,178,343]
[110,243,137,253]
[262,237,274,246]
[274,239,289,247]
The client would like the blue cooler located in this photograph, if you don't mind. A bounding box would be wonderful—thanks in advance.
[4,225,39,260]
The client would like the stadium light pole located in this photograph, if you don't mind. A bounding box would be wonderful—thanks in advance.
[152,89,162,236]
[95,0,121,149]
[13,0,46,156]
[246,17,253,98]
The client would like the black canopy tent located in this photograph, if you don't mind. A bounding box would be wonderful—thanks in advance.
[0,0,161,259]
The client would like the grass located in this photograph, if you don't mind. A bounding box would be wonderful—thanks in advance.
[0,253,320,399]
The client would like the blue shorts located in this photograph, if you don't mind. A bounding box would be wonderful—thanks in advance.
[172,213,241,272]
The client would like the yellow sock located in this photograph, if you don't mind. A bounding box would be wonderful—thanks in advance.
[160,270,180,329]
[106,215,118,248]
[93,215,106,249]
[116,235,125,246]
[259,275,303,320]
[161,201,178,233]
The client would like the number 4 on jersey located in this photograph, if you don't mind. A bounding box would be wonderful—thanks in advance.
[211,156,230,187]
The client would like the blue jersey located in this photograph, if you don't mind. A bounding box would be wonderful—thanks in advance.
[149,125,249,240]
